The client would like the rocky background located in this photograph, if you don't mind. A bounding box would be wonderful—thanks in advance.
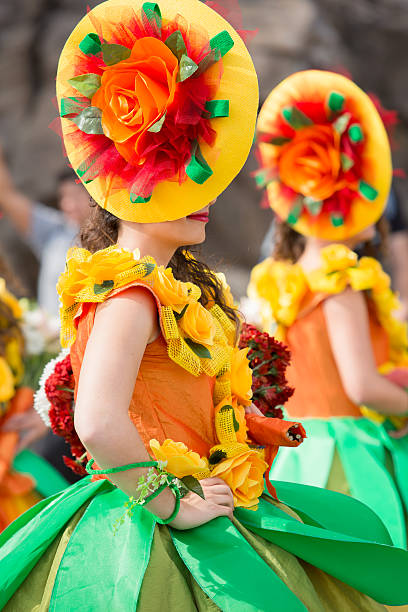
[0,0,407,298]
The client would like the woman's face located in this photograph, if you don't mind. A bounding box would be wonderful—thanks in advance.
[138,203,214,249]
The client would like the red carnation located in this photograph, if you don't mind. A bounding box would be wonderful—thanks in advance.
[239,323,294,417]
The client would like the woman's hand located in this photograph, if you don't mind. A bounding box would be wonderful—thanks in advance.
[2,408,48,451]
[170,477,234,530]
[245,403,263,416]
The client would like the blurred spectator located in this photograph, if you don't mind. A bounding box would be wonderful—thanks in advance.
[259,184,408,319]
[0,149,90,316]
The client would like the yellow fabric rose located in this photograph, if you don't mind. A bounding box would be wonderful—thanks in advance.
[0,356,15,403]
[149,439,208,479]
[230,347,253,406]
[320,244,358,273]
[153,267,200,313]
[307,269,348,294]
[211,449,267,509]
[179,302,217,346]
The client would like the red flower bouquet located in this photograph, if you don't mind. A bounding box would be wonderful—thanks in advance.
[239,323,294,420]
[45,354,87,475]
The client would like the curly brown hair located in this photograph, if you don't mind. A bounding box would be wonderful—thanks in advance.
[80,203,239,326]
[272,217,389,262]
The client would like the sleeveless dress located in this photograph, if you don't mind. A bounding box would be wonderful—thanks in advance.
[249,247,408,550]
[2,257,408,611]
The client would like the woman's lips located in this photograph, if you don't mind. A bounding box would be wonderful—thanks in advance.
[187,213,209,223]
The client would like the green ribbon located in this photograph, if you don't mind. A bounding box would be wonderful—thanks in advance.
[204,99,229,118]
[130,193,152,204]
[79,33,102,56]
[359,180,378,201]
[60,97,90,118]
[330,213,344,227]
[328,91,345,112]
[142,2,162,31]
[282,106,313,130]
[209,30,234,57]
[287,200,303,225]
[185,141,213,184]
[348,123,364,142]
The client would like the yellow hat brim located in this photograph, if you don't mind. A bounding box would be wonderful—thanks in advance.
[257,70,392,240]
[56,0,258,222]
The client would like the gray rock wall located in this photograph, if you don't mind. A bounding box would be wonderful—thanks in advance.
[1,0,406,298]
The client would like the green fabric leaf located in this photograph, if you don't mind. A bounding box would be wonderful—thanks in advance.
[340,153,354,172]
[72,106,104,135]
[178,54,198,82]
[102,43,131,66]
[130,193,152,204]
[328,91,345,113]
[186,141,213,185]
[94,280,114,295]
[180,476,205,500]
[76,154,99,183]
[210,30,234,57]
[79,33,102,56]
[142,2,162,31]
[209,449,227,465]
[332,112,351,135]
[287,200,303,225]
[173,305,188,320]
[282,106,313,130]
[359,180,378,201]
[194,48,221,78]
[220,405,240,432]
[270,136,291,145]
[330,214,344,227]
[348,123,364,143]
[304,197,323,216]
[148,113,166,133]
[205,100,229,118]
[141,262,156,277]
[185,338,211,359]
[60,97,90,118]
[68,74,101,99]
[165,30,187,61]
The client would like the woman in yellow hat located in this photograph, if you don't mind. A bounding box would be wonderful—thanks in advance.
[2,6,408,610]
[249,69,408,551]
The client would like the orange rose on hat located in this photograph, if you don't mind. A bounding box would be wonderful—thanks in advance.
[92,37,178,166]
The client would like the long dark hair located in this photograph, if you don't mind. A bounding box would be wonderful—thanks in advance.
[272,217,389,263]
[80,203,239,326]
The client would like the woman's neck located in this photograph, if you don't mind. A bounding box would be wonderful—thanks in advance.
[117,221,175,267]
[298,237,358,272]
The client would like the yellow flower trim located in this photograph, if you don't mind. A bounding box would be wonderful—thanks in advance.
[58,245,266,508]
[248,258,307,339]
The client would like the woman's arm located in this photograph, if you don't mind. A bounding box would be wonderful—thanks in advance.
[323,287,408,416]
[75,286,234,528]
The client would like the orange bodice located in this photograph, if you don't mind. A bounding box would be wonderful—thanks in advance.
[70,298,218,458]
[284,293,390,418]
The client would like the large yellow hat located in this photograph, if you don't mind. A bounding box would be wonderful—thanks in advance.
[256,70,392,240]
[56,0,258,222]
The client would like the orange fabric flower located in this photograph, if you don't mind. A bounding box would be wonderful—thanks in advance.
[92,37,178,165]
[230,348,253,406]
[278,125,348,201]
[180,302,217,346]
[211,449,267,509]
[153,266,199,312]
[149,439,208,479]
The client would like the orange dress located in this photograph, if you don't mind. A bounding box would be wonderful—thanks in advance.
[269,289,408,549]
[285,294,389,418]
